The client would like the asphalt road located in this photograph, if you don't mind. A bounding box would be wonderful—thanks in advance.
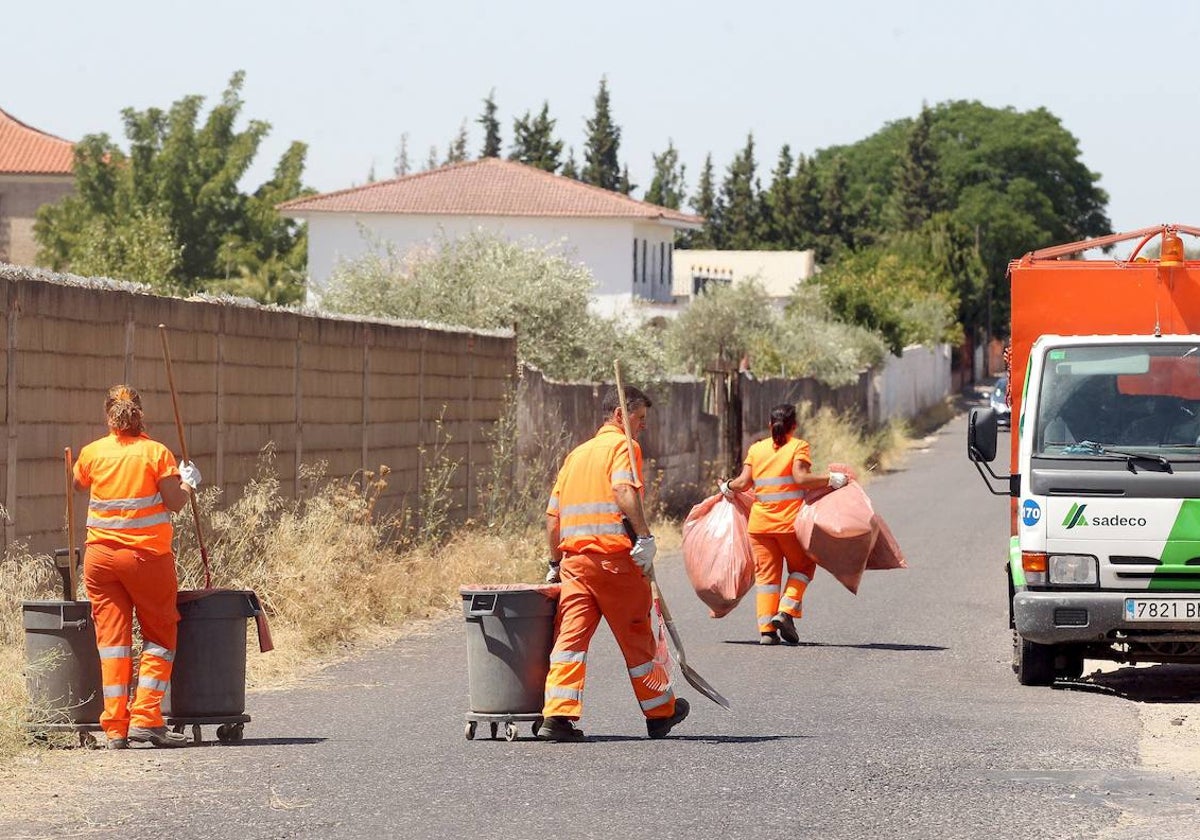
[8,406,1200,839]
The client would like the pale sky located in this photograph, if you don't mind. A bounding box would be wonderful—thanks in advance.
[4,0,1195,237]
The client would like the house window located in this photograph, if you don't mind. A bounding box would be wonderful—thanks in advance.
[641,240,647,285]
[632,238,638,286]
[667,244,673,292]
[659,243,665,285]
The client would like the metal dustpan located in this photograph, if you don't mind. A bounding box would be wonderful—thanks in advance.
[650,574,731,709]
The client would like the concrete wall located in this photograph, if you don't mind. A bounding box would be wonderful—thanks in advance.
[871,344,954,425]
[302,212,678,315]
[0,265,516,555]
[0,175,74,266]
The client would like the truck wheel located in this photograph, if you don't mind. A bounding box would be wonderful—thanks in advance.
[1055,648,1085,680]
[1014,633,1056,686]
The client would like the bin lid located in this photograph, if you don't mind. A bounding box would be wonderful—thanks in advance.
[459,583,560,599]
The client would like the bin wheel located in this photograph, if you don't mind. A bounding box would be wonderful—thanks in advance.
[232,723,244,742]
[192,724,203,745]
[532,716,544,738]
[465,721,476,740]
[504,722,518,742]
[489,721,499,740]
[216,724,242,743]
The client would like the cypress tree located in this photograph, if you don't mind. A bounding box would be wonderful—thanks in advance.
[889,104,943,231]
[477,89,502,158]
[581,76,622,190]
[715,134,762,250]
[509,102,563,173]
[645,140,687,209]
[762,144,796,248]
[684,154,717,248]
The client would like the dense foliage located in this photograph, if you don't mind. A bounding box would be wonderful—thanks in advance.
[34,72,311,303]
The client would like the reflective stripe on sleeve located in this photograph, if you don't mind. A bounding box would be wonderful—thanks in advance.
[547,497,560,512]
[98,645,132,659]
[612,470,636,484]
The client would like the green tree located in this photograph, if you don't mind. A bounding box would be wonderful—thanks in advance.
[35,71,309,298]
[887,103,943,231]
[444,120,469,165]
[618,164,636,196]
[712,134,762,250]
[477,90,502,158]
[581,76,622,190]
[665,280,775,374]
[762,144,798,248]
[644,141,686,210]
[683,154,717,248]
[509,102,563,173]
[561,147,580,180]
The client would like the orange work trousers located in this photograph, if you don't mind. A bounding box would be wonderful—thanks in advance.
[751,532,817,633]
[542,550,677,723]
[83,542,180,739]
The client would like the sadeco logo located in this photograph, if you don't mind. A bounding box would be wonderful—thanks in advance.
[1062,503,1089,529]
[1061,504,1148,529]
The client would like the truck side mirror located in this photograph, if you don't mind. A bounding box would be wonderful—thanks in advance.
[968,408,999,463]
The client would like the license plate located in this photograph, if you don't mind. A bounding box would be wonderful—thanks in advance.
[1124,598,1200,621]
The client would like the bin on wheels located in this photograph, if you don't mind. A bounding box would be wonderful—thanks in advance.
[163,589,263,745]
[21,600,103,747]
[460,583,559,741]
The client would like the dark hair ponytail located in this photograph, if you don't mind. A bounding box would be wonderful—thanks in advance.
[769,403,797,447]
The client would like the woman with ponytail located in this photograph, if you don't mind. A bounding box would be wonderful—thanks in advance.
[73,384,203,748]
[718,403,848,645]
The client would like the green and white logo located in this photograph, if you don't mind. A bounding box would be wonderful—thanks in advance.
[1063,503,1089,529]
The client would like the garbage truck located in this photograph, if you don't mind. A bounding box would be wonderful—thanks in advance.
[968,224,1200,685]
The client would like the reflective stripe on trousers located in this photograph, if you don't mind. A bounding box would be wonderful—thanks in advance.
[750,532,817,633]
[83,542,179,737]
[542,550,678,722]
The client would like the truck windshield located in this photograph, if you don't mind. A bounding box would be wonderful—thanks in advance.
[1036,343,1200,457]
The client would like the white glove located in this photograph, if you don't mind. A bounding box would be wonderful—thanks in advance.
[828,471,848,490]
[544,562,561,584]
[631,535,657,573]
[179,460,202,490]
[718,480,734,499]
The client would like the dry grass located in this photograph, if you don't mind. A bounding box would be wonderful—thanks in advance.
[796,401,913,483]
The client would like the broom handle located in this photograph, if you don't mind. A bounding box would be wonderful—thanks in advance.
[159,324,212,588]
[64,447,78,601]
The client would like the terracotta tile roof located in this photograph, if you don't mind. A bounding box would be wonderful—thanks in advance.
[0,108,74,175]
[277,158,703,227]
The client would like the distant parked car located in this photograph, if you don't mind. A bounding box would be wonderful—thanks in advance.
[990,375,1010,427]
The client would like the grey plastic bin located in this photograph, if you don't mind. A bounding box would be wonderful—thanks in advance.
[22,600,103,726]
[164,589,262,718]
[461,584,559,714]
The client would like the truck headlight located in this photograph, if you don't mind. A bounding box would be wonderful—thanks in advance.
[1048,554,1098,586]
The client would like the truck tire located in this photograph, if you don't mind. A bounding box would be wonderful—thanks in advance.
[1013,632,1056,686]
[1055,647,1085,680]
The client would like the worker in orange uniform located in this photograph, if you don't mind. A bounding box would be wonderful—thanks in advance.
[719,403,848,645]
[539,385,690,742]
[73,385,202,749]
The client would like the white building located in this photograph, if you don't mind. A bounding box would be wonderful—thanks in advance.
[671,249,816,303]
[278,158,704,316]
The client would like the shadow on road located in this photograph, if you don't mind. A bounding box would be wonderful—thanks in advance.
[582,734,809,745]
[1054,663,1200,703]
[722,640,946,652]
[206,737,329,747]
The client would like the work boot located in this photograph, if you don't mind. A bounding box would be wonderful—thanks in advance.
[106,736,128,750]
[772,612,800,645]
[647,697,690,740]
[759,631,780,646]
[128,725,188,748]
[536,716,586,742]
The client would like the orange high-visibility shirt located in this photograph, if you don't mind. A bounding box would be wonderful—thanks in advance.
[74,432,179,557]
[547,423,643,555]
[745,434,811,534]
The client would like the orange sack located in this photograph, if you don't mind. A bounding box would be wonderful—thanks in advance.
[795,481,906,595]
[683,490,755,618]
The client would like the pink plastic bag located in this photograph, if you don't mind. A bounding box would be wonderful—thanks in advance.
[794,481,881,595]
[866,515,907,571]
[683,491,755,618]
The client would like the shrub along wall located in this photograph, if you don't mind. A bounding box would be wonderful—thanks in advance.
[0,266,516,555]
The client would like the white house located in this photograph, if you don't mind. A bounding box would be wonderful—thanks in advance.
[277,158,704,316]
[671,249,816,303]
